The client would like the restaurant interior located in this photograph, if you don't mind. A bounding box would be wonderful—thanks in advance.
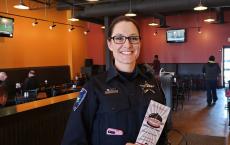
[0,0,230,145]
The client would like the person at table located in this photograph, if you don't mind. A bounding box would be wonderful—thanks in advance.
[23,70,40,91]
[61,16,167,145]
[0,72,9,107]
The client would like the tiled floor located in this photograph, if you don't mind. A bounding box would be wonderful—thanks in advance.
[168,88,229,145]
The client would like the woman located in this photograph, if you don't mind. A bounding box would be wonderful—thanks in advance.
[62,16,167,145]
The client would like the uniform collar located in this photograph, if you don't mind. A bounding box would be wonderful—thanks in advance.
[208,61,215,63]
[106,64,148,82]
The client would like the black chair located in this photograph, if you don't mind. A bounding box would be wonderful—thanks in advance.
[172,80,185,111]
[15,89,38,104]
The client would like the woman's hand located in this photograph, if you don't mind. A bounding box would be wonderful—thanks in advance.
[125,143,137,145]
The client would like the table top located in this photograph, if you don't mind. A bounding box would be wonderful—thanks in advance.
[0,92,78,117]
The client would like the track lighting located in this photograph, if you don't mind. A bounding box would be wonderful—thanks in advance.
[14,0,29,10]
[68,25,75,32]
[194,0,207,11]
[84,30,90,35]
[153,30,158,36]
[197,27,202,34]
[32,19,38,27]
[49,22,56,30]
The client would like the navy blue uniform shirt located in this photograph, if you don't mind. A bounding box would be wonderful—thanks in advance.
[61,65,166,145]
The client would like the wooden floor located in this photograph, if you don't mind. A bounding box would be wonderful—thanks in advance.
[168,88,229,145]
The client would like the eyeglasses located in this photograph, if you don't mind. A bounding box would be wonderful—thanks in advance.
[110,35,141,44]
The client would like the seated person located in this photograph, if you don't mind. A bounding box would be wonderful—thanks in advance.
[0,72,8,107]
[23,70,40,91]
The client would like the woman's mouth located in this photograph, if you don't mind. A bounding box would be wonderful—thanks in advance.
[121,51,133,55]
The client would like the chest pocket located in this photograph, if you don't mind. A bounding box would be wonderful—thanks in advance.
[98,94,130,113]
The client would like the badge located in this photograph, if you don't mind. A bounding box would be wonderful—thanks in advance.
[73,88,87,111]
[104,88,119,95]
[106,128,123,136]
[139,81,155,94]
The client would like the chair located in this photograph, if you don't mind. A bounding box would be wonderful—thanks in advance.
[172,80,185,111]
[15,89,38,104]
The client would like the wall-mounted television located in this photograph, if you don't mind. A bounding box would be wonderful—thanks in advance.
[166,29,186,43]
[0,16,14,38]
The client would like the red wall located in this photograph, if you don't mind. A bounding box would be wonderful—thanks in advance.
[140,11,230,64]
[87,11,230,65]
[86,23,105,65]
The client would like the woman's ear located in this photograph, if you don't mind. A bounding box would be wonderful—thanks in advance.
[107,40,113,51]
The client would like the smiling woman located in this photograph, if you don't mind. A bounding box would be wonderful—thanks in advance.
[61,16,167,145]
[107,17,141,73]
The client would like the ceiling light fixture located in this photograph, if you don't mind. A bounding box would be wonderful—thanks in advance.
[14,0,29,10]
[153,30,158,36]
[125,0,136,17]
[84,30,90,35]
[197,27,202,34]
[68,4,79,22]
[68,25,75,32]
[86,0,99,2]
[194,0,207,11]
[32,19,38,27]
[204,18,215,23]
[49,22,56,30]
[204,8,215,23]
[148,18,159,26]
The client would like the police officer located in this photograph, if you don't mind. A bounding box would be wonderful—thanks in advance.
[61,16,167,145]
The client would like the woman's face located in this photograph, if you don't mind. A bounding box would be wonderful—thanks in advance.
[107,21,141,68]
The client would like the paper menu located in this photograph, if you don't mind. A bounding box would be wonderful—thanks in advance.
[135,100,170,145]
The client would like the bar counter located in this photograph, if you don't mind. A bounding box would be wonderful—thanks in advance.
[0,92,78,145]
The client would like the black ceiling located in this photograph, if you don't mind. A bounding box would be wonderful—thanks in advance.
[31,0,230,25]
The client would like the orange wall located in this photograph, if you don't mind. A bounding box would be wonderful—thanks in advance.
[86,11,230,65]
[0,0,87,78]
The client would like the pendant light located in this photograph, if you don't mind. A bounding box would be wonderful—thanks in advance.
[204,8,215,23]
[148,17,159,26]
[68,1,79,21]
[194,0,207,11]
[14,0,29,10]
[125,0,136,17]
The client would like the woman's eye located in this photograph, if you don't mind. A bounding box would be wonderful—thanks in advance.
[115,37,124,41]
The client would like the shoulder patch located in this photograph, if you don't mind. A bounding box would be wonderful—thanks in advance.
[73,88,87,111]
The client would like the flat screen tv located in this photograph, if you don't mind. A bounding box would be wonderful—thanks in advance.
[0,16,14,38]
[166,29,186,43]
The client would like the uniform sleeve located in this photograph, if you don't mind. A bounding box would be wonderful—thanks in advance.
[61,80,98,145]
[202,65,206,74]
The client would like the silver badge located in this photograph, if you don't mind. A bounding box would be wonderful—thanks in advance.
[104,88,119,95]
[139,81,155,94]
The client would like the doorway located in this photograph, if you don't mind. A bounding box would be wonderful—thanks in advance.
[223,46,230,88]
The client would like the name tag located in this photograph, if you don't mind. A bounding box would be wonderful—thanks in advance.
[106,128,123,136]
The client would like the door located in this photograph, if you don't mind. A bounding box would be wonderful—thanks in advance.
[223,46,230,88]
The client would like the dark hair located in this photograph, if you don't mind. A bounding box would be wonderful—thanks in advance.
[107,16,140,39]
[29,70,35,75]
[154,55,158,58]
[209,55,215,61]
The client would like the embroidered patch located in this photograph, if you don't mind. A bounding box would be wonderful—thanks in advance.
[104,88,119,95]
[73,88,87,111]
[139,81,155,94]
